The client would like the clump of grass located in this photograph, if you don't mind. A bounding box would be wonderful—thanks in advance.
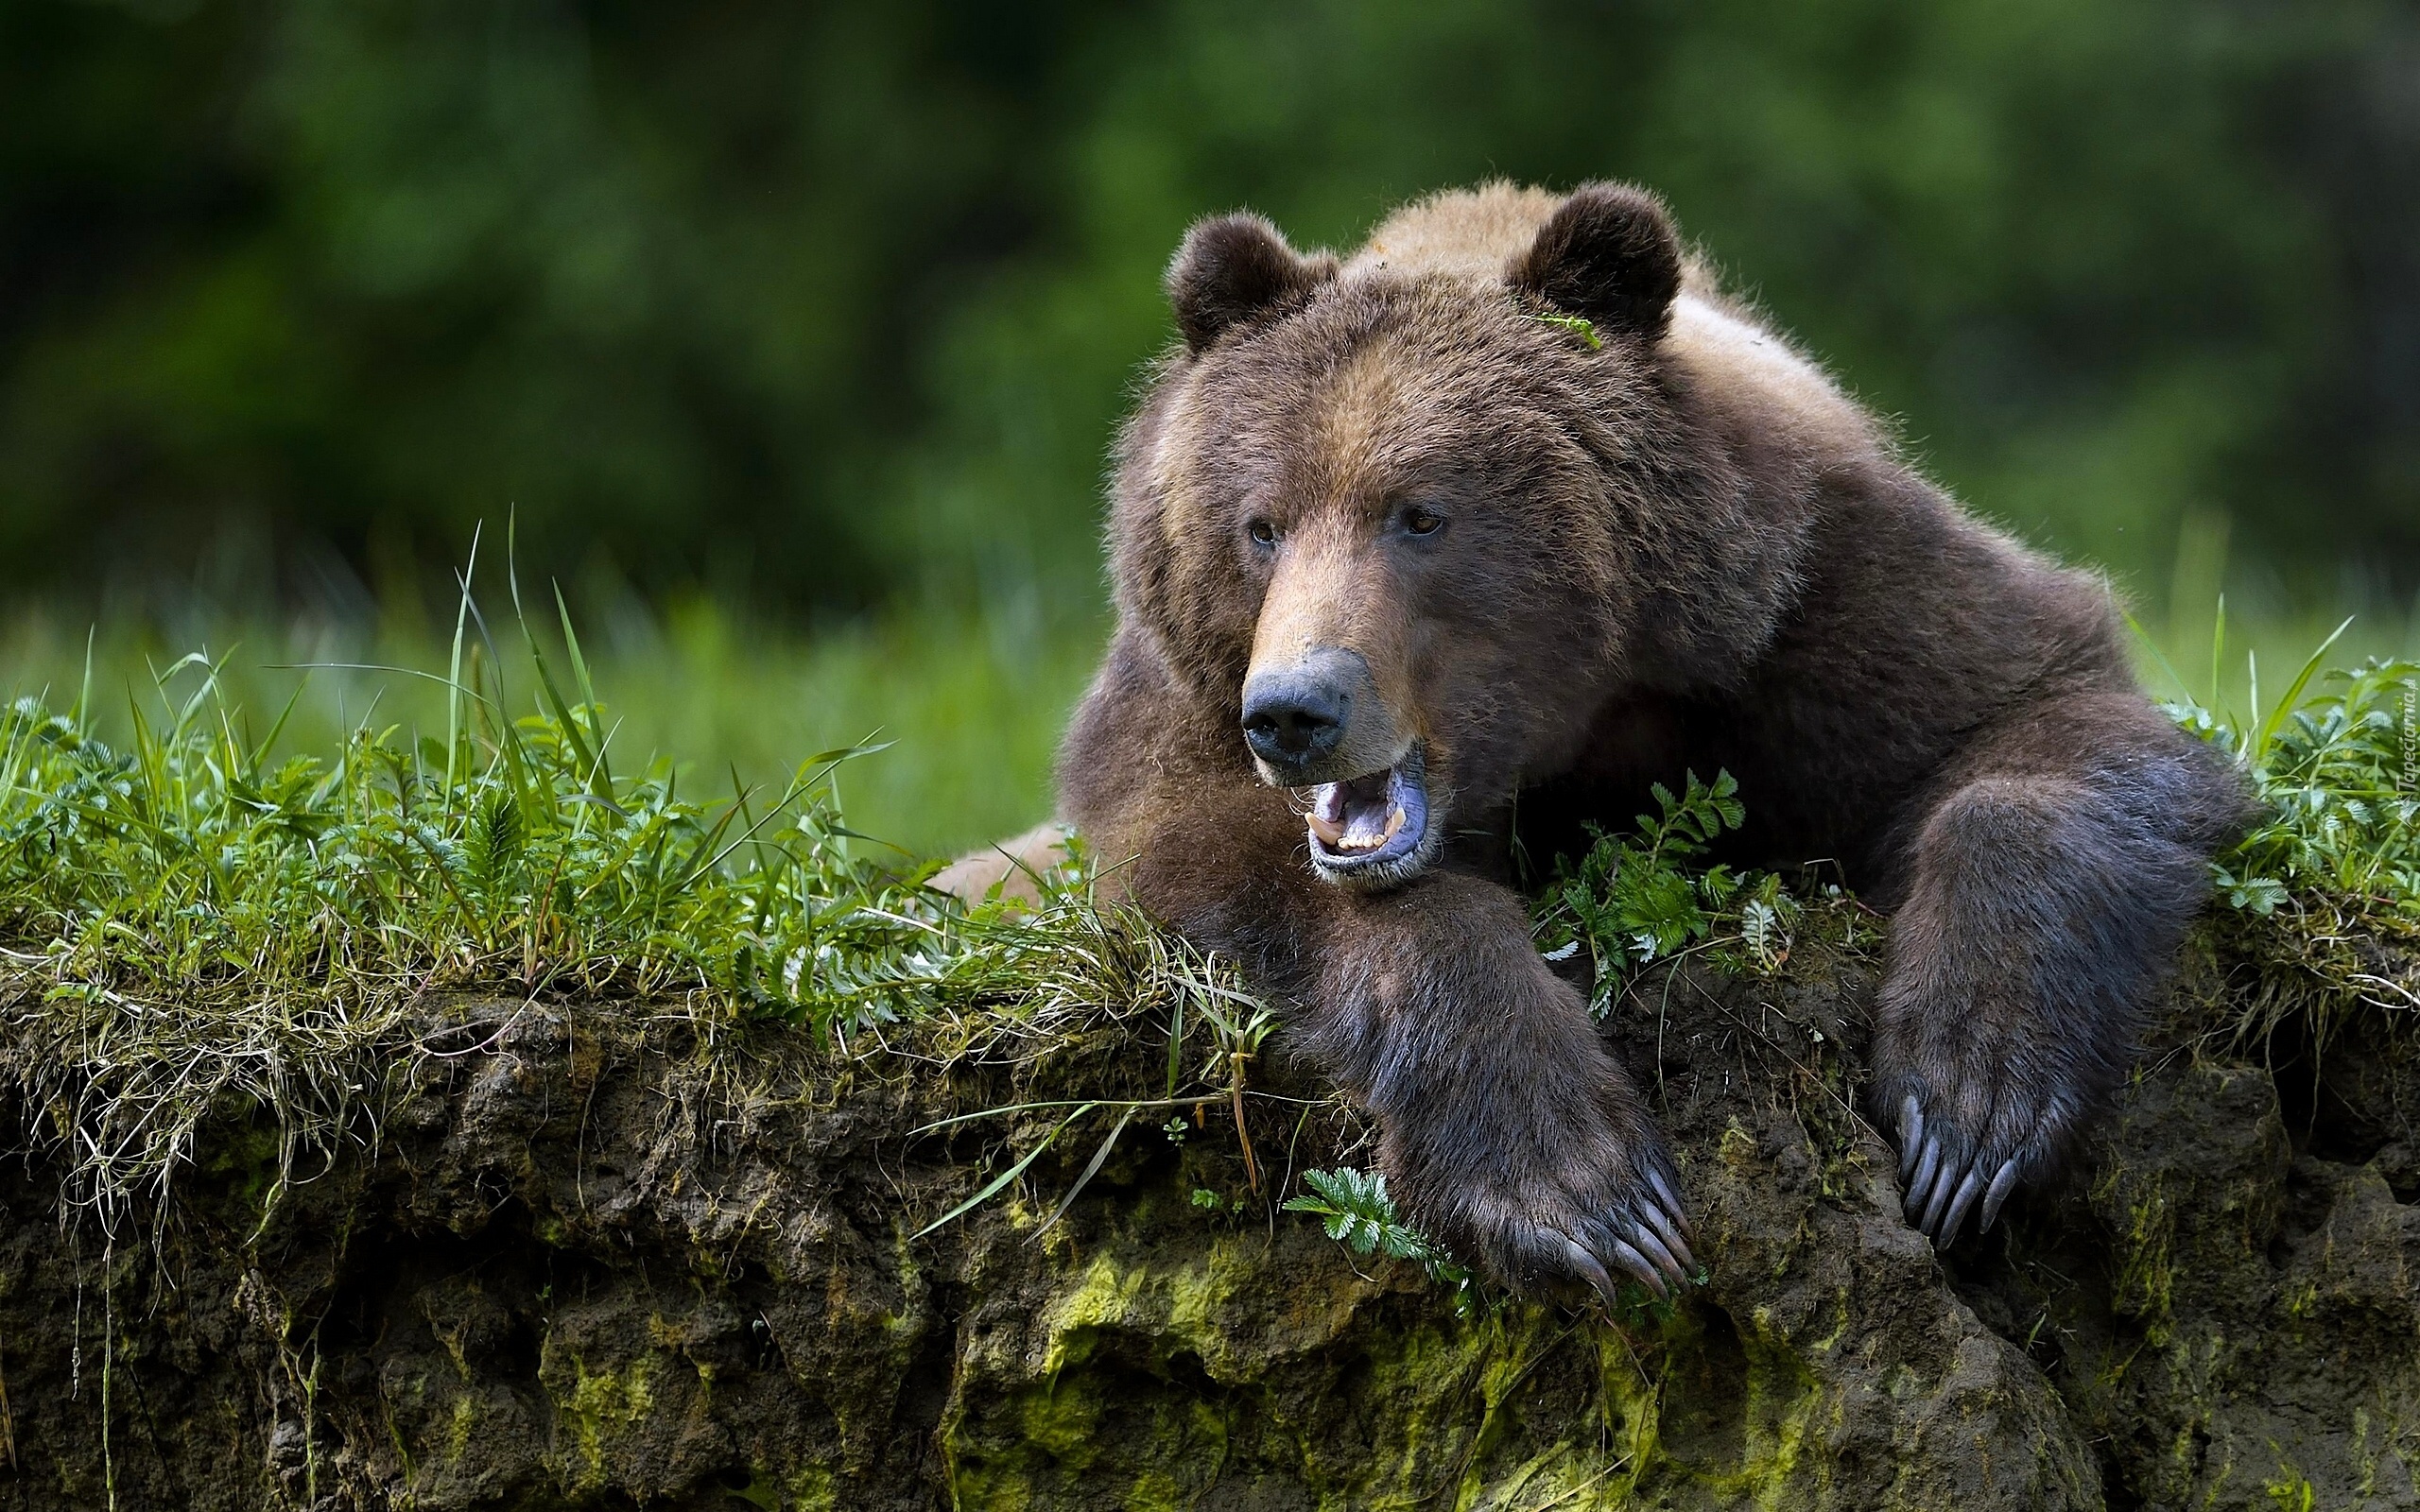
[2172,655,2420,916]
[0,645,944,1040]
[2144,611,2420,1045]
[0,586,1097,861]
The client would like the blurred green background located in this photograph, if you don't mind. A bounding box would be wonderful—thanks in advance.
[4,0,2417,856]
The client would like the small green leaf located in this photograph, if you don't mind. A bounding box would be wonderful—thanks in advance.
[1529,311,1604,350]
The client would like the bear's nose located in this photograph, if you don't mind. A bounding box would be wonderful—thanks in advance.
[1241,669,1348,768]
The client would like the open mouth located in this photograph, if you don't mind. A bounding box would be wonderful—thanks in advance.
[1299,745,1431,877]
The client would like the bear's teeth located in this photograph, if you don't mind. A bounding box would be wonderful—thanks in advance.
[1304,775,1407,855]
[1331,799,1405,852]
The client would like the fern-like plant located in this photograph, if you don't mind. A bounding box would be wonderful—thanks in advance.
[1530,769,1795,1016]
[1282,1167,1476,1314]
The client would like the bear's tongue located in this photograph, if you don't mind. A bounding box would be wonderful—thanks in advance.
[1305,769,1401,853]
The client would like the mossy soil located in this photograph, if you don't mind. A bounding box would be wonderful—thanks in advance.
[1,917,2415,1511]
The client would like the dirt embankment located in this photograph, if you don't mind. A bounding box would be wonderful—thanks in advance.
[1,924,2415,1511]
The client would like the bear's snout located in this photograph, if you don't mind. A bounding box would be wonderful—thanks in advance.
[1243,645,1437,886]
[1240,645,1392,784]
[1241,658,1349,770]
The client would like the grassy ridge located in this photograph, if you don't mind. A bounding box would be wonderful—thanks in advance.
[1,591,2416,1234]
[0,599,1207,1229]
[3,604,2412,1019]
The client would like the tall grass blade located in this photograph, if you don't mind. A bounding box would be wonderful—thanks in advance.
[75,624,95,735]
[445,524,482,801]
[2252,615,2355,765]
[1039,1105,1136,1236]
[552,583,609,788]
[250,676,308,770]
[2124,610,2200,708]
[911,1105,1096,1240]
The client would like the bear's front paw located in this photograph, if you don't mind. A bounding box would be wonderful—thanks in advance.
[1398,1112,1695,1304]
[1875,1035,2087,1248]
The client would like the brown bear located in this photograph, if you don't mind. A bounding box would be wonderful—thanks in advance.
[958,182,2246,1300]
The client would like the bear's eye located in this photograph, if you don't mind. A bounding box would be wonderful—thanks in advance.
[1401,505,1446,537]
[1247,518,1277,547]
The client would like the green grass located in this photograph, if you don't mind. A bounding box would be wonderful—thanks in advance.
[2149,632,2420,1048]
[0,588,1229,1231]
[0,594,1099,864]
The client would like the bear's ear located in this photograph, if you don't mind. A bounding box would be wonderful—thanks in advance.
[1166,213,1337,353]
[1508,183,1683,340]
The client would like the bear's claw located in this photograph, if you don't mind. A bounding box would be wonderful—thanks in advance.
[1646,1166,1697,1246]
[1480,1160,1695,1300]
[1623,1213,1686,1288]
[1893,1091,2050,1247]
[1605,1234,1667,1298]
[1976,1157,2022,1232]
[1558,1234,1626,1305]
[1896,1097,1926,1180]
[1578,1210,1674,1298]
[1584,1161,1694,1296]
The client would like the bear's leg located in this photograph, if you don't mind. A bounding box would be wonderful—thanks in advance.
[1288,871,1694,1299]
[1872,704,2233,1246]
[929,821,1076,909]
[1068,637,1691,1297]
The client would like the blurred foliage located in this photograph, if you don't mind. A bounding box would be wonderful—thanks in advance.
[4,0,2417,617]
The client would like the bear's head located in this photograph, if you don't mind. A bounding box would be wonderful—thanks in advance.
[1113,182,1794,889]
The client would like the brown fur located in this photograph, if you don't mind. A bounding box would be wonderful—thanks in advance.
[1010,182,2244,1295]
